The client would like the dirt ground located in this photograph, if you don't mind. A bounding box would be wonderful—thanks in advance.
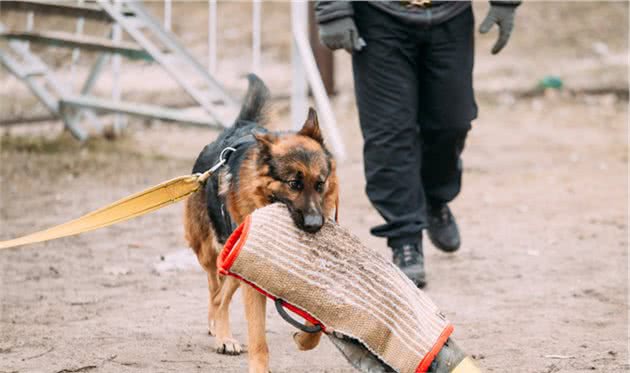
[1,2,628,373]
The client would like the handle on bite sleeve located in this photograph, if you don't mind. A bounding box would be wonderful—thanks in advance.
[274,298,322,334]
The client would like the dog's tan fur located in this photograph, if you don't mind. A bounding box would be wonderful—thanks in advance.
[184,111,337,372]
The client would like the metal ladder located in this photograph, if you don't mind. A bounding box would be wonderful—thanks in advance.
[0,0,239,140]
[96,0,239,126]
[0,22,102,140]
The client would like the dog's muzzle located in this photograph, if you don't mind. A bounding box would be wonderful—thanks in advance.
[302,213,324,233]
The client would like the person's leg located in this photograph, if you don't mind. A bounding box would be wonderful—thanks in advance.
[352,3,424,248]
[422,128,468,251]
[352,3,427,287]
[421,129,468,206]
[416,8,477,252]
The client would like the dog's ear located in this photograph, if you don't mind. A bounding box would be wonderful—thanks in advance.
[298,107,323,144]
[254,131,276,155]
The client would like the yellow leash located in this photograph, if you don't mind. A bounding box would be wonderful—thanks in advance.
[0,147,235,251]
[0,174,201,250]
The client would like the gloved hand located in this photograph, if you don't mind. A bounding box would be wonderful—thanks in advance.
[318,17,367,53]
[479,3,518,54]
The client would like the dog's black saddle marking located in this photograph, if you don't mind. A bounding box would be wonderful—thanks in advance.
[217,131,258,238]
[193,120,268,244]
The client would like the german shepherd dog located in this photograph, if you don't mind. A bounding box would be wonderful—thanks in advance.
[184,74,338,372]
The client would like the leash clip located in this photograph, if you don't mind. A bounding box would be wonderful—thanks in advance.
[219,146,237,164]
[197,147,237,183]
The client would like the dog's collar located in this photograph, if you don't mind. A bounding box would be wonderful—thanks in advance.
[226,134,256,154]
[221,126,268,166]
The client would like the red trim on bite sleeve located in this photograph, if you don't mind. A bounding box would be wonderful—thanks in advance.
[217,215,251,274]
[416,324,454,372]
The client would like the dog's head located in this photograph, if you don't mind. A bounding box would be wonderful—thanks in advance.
[255,108,338,233]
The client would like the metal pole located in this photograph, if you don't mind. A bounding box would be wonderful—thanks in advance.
[293,18,346,160]
[252,0,261,74]
[67,53,110,134]
[208,0,217,74]
[71,0,85,86]
[308,3,334,96]
[164,0,172,31]
[112,0,123,132]
[291,1,308,131]
[24,11,34,51]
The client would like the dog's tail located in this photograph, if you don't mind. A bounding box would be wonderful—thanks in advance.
[236,73,270,126]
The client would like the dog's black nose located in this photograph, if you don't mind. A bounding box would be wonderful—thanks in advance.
[303,214,324,233]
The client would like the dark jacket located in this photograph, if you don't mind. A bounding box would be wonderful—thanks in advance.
[315,1,519,27]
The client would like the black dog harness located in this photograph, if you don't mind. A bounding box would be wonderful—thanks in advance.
[210,125,268,243]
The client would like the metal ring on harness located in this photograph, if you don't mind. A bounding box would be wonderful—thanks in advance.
[197,147,237,183]
[219,146,237,163]
[274,298,323,334]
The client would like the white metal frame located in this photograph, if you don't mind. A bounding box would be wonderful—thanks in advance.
[1,0,346,159]
[293,18,345,159]
[208,0,217,74]
[290,1,345,160]
[252,0,261,74]
[291,1,308,132]
[201,0,345,159]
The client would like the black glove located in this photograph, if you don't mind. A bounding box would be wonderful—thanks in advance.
[479,2,519,54]
[318,17,367,53]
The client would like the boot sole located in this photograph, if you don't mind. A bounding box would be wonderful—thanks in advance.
[415,276,427,288]
[428,232,460,253]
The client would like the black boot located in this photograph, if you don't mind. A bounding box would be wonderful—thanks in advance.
[427,204,461,252]
[391,242,426,288]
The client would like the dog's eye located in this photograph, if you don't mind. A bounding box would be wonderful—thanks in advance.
[288,180,303,191]
[315,181,325,193]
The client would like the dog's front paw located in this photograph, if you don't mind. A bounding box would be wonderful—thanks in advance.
[215,337,242,355]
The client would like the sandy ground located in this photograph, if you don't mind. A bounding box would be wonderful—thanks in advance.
[1,2,628,373]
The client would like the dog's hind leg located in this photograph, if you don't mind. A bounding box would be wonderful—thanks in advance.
[192,238,222,337]
[242,284,269,373]
[293,323,323,351]
[184,192,223,336]
[214,276,242,355]
[194,242,222,337]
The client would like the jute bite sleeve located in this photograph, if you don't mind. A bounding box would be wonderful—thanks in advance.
[218,203,453,373]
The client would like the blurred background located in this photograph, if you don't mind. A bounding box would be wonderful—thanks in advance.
[0,1,627,372]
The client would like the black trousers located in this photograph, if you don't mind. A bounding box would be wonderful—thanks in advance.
[352,3,477,248]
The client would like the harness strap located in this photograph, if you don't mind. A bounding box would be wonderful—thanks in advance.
[216,133,259,241]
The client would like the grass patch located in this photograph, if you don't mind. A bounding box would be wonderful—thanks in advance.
[0,131,168,161]
[0,132,80,153]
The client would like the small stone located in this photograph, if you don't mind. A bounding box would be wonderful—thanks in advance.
[592,41,609,56]
[569,152,580,163]
[532,99,544,112]
[600,94,617,108]
[104,266,131,276]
